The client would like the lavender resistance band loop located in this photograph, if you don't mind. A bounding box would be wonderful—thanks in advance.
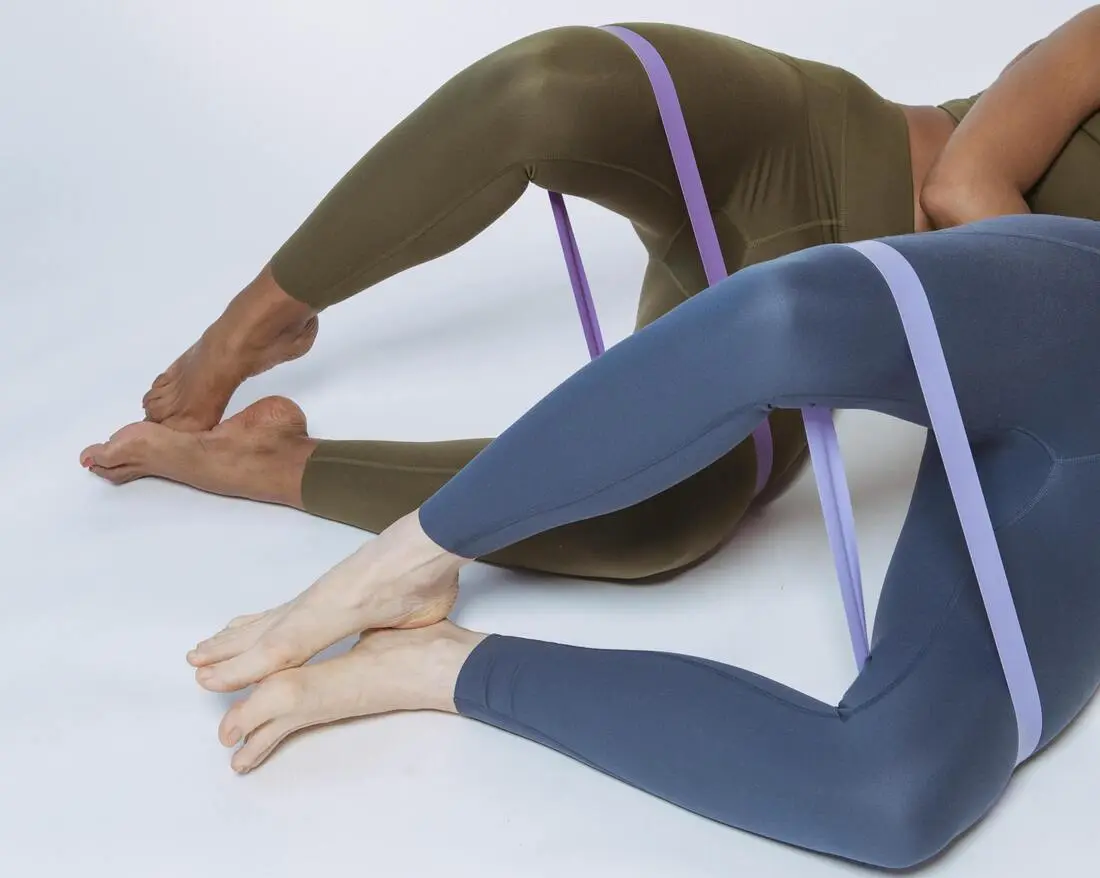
[548,191,605,359]
[547,24,774,496]
[547,26,866,661]
[847,240,1042,765]
[803,407,870,667]
[542,25,1040,764]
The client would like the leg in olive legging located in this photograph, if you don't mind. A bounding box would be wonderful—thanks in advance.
[301,256,808,579]
[280,23,893,577]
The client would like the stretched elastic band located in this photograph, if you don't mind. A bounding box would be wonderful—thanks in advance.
[803,407,868,667]
[547,24,774,495]
[548,27,858,659]
[548,192,605,359]
[847,240,1042,765]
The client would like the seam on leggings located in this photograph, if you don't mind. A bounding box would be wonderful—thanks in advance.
[726,61,842,257]
[455,650,845,745]
[647,251,694,303]
[655,653,840,719]
[841,431,1055,714]
[451,392,914,549]
[742,218,841,252]
[308,454,469,477]
[845,487,1048,717]
[947,227,1100,261]
[654,216,691,266]
[994,428,1059,530]
[654,211,846,308]
[843,575,968,716]
[1059,450,1100,464]
[453,694,855,856]
[322,157,681,297]
[458,575,964,729]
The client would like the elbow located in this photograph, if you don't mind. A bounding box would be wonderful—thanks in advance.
[917,169,972,230]
[918,166,1029,231]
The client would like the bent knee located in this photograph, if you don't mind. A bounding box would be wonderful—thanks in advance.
[476,27,613,109]
[469,26,646,153]
[835,723,1014,867]
[602,464,757,581]
[860,788,966,868]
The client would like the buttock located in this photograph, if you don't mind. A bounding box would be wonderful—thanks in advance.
[606,23,914,326]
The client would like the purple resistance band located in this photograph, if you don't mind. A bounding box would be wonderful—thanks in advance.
[548,24,774,497]
[547,26,1041,763]
[846,240,1042,765]
[548,25,861,658]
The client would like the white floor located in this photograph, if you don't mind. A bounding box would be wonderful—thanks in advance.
[3,1,1097,875]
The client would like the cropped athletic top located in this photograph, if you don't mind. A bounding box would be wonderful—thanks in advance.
[940,97,1100,219]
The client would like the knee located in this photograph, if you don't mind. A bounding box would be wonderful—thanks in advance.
[475,27,599,117]
[860,779,963,869]
[709,245,913,404]
[841,735,1010,868]
[602,460,758,582]
[607,527,725,580]
[469,26,631,149]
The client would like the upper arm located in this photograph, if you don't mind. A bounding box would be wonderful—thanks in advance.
[928,6,1100,194]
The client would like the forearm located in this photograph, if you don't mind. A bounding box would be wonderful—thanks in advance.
[921,6,1100,229]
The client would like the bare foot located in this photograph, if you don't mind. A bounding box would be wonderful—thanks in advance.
[143,265,319,432]
[215,621,485,773]
[79,396,316,506]
[187,512,467,692]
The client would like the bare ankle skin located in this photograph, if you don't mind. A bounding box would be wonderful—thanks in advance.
[142,265,319,432]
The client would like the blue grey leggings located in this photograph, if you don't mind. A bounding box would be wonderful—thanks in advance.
[418,215,1100,868]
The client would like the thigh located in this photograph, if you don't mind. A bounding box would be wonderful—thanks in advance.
[521,25,816,239]
[635,259,810,512]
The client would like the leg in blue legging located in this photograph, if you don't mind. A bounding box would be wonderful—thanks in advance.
[421,216,1100,867]
[196,216,1100,867]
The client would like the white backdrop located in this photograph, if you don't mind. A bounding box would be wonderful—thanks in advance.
[2,1,1097,876]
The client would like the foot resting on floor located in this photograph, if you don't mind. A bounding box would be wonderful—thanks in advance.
[187,511,467,692]
[215,620,484,773]
[80,396,316,506]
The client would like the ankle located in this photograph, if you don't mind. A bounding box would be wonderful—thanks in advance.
[408,622,486,713]
[387,510,470,578]
[218,266,317,351]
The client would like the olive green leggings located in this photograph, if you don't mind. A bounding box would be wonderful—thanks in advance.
[269,23,915,579]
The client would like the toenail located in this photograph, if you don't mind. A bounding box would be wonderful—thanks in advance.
[226,727,241,746]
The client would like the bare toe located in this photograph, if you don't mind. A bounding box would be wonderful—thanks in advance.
[195,633,305,692]
[188,627,263,669]
[87,463,145,485]
[81,422,179,482]
[220,673,304,749]
[85,395,314,507]
[187,608,286,667]
[215,624,475,773]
